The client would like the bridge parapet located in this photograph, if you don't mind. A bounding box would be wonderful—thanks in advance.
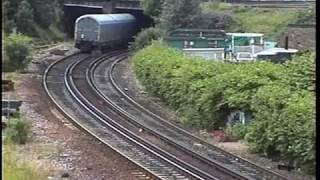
[65,0,142,12]
[115,0,142,10]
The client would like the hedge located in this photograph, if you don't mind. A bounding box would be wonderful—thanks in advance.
[132,41,315,173]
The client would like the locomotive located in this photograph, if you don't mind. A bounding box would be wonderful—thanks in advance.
[74,14,137,53]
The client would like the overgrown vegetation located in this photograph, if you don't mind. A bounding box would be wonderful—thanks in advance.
[3,143,48,180]
[2,0,65,42]
[132,41,315,174]
[3,33,33,72]
[130,27,162,53]
[201,2,314,38]
[5,117,32,144]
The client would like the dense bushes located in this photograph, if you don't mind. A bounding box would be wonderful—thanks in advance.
[3,33,32,72]
[132,42,315,173]
[130,28,162,53]
[5,118,32,144]
[3,0,65,42]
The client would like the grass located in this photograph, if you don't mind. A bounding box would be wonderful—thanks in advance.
[3,142,49,180]
[3,72,21,83]
[201,2,306,39]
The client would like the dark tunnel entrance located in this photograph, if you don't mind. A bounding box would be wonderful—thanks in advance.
[63,4,154,38]
[64,4,103,37]
[113,9,154,33]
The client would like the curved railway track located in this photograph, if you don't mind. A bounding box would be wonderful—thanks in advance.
[44,50,290,179]
[91,53,290,180]
[44,51,219,180]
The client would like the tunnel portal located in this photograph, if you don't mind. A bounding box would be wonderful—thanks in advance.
[64,4,103,37]
[63,2,153,39]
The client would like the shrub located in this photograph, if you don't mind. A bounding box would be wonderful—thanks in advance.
[133,43,315,173]
[225,123,249,141]
[5,118,32,144]
[130,27,162,53]
[4,33,32,72]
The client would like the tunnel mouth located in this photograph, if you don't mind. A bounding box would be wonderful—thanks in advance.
[64,4,103,37]
[64,3,154,52]
[64,4,154,38]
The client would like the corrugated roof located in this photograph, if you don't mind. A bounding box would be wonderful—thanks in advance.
[76,14,135,25]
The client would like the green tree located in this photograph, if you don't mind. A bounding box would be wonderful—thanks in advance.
[15,0,35,36]
[159,0,202,31]
[4,33,32,72]
[141,0,164,21]
[130,27,162,53]
[2,0,18,33]
[28,0,55,28]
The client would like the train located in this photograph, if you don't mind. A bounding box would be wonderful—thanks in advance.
[74,13,137,53]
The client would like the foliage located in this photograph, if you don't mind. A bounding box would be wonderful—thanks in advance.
[245,89,315,173]
[5,118,32,144]
[281,53,315,91]
[15,0,35,36]
[141,0,164,21]
[3,143,48,180]
[225,123,249,141]
[4,33,32,72]
[130,27,162,53]
[3,0,64,41]
[198,12,234,30]
[202,1,307,38]
[159,0,203,31]
[132,42,315,173]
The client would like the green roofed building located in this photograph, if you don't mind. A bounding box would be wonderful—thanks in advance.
[164,29,228,60]
[165,29,228,49]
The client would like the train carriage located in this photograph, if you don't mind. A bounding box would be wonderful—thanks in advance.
[75,14,136,53]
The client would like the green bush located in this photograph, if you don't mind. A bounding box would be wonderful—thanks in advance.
[130,27,162,53]
[5,118,32,144]
[4,33,32,72]
[133,42,315,173]
[225,123,249,141]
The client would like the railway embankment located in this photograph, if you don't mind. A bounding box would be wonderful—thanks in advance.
[2,42,147,179]
[130,41,315,179]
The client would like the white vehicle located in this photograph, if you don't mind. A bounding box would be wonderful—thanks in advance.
[236,52,255,61]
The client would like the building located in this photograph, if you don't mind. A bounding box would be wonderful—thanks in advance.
[165,29,297,62]
[164,29,228,60]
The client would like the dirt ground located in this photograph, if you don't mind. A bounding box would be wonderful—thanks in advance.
[2,42,152,180]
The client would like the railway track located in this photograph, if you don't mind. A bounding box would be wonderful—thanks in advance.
[44,50,290,179]
[44,51,219,180]
[91,53,290,180]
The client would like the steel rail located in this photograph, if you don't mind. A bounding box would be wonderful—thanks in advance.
[88,54,250,179]
[43,52,164,180]
[67,52,219,180]
[105,56,289,180]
